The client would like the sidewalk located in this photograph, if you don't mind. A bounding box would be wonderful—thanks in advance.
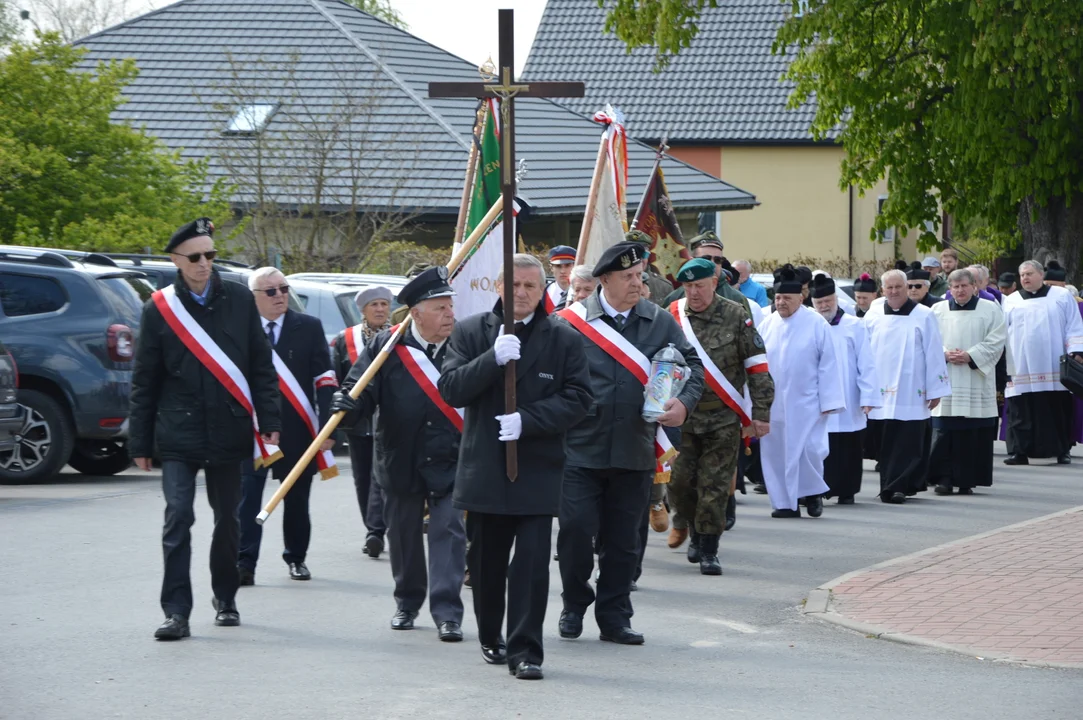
[804,505,1083,668]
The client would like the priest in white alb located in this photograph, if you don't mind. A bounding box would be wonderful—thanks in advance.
[864,269,951,504]
[810,274,879,504]
[1001,260,1083,465]
[758,267,845,518]
[929,268,1007,494]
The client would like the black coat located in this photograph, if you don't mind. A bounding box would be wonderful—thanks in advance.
[331,326,371,437]
[340,330,460,498]
[556,288,704,472]
[269,309,335,479]
[439,303,593,516]
[130,270,281,464]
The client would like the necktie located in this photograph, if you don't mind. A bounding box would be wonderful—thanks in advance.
[514,321,526,336]
[426,343,437,358]
[613,314,625,331]
[266,320,276,347]
[559,290,567,308]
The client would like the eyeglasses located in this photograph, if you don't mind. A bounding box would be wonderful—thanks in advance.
[907,284,925,290]
[255,285,290,297]
[173,250,218,263]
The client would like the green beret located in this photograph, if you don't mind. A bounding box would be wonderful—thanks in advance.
[677,258,716,283]
[689,231,723,252]
[625,229,653,246]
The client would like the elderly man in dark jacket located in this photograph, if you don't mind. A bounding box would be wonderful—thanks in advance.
[130,218,281,641]
[555,242,704,646]
[439,254,593,681]
[330,267,466,642]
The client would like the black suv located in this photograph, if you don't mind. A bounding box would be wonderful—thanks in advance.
[0,247,154,482]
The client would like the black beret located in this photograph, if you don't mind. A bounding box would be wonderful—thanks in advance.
[165,217,215,253]
[773,265,803,295]
[906,261,931,282]
[998,272,1017,286]
[854,273,877,293]
[396,266,455,307]
[592,242,646,277]
[895,260,909,271]
[1044,260,1067,282]
[811,273,836,299]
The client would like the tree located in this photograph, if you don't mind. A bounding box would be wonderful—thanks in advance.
[602,1,1083,277]
[0,1,20,47]
[17,0,134,43]
[0,34,230,251]
[342,0,407,30]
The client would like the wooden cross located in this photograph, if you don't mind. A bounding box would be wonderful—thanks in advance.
[429,9,585,481]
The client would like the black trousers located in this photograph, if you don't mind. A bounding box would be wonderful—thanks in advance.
[558,466,653,631]
[467,512,552,668]
[1006,391,1074,458]
[347,437,386,540]
[878,420,929,497]
[237,460,312,571]
[160,460,242,618]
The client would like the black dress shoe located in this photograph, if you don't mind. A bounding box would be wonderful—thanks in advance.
[510,662,544,680]
[771,508,801,518]
[289,562,311,581]
[958,487,974,495]
[882,492,906,504]
[806,496,824,518]
[390,609,418,630]
[438,621,463,642]
[212,598,240,627]
[1004,454,1028,465]
[724,495,736,531]
[837,496,855,505]
[752,483,768,494]
[629,580,638,592]
[154,614,190,640]
[480,639,507,665]
[599,627,645,645]
[364,536,383,558]
[1058,454,1072,465]
[934,484,954,495]
[558,610,583,639]
[237,567,255,586]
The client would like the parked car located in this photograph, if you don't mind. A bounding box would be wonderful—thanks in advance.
[286,273,408,343]
[0,247,154,482]
[0,339,20,453]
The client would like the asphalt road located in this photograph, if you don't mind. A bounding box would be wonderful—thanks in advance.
[2,442,1081,720]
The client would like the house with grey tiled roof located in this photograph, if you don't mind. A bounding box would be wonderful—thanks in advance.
[525,0,926,266]
[73,0,757,263]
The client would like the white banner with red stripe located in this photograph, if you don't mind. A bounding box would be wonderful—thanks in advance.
[393,344,464,432]
[543,282,565,314]
[557,302,676,465]
[152,285,282,468]
[271,351,338,480]
[344,324,367,364]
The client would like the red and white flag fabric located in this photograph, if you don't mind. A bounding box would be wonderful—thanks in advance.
[392,343,464,433]
[271,351,338,480]
[151,285,282,468]
[344,324,367,364]
[543,282,565,314]
[579,106,629,270]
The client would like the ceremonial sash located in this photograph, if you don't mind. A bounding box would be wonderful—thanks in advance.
[344,323,366,364]
[393,344,464,433]
[669,298,765,430]
[544,283,566,314]
[271,351,338,480]
[557,302,677,464]
[151,286,282,468]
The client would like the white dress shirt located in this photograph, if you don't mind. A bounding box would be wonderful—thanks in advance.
[599,290,632,323]
[411,321,447,356]
[261,314,285,345]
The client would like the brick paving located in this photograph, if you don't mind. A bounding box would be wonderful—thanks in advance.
[826,507,1083,666]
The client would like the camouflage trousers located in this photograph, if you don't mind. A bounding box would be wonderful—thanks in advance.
[668,424,741,535]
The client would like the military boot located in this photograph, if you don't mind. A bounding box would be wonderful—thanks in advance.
[725,495,736,531]
[686,529,702,564]
[698,534,722,576]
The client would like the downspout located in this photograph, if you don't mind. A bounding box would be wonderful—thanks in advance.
[848,184,854,277]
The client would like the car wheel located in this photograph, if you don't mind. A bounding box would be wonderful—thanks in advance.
[0,389,75,484]
[67,439,131,476]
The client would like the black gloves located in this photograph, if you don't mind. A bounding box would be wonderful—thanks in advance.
[330,390,358,415]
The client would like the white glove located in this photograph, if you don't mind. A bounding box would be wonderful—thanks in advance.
[496,412,522,442]
[493,330,521,366]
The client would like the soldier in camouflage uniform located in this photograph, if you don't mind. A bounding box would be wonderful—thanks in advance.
[663,233,755,319]
[667,258,774,575]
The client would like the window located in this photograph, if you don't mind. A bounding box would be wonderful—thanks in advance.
[223,103,277,135]
[0,273,67,317]
[877,195,895,244]
[97,276,153,319]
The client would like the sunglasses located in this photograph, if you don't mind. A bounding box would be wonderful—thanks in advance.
[256,285,291,297]
[174,250,218,263]
[702,255,725,265]
[907,284,925,290]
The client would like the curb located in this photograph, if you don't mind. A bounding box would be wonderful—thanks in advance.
[802,504,1083,671]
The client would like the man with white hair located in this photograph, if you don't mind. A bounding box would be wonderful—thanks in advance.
[864,269,951,503]
[1001,260,1083,465]
[734,259,769,308]
[237,267,338,585]
[570,265,599,304]
[810,274,879,504]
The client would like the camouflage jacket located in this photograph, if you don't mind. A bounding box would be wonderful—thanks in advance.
[673,294,774,433]
[664,281,754,321]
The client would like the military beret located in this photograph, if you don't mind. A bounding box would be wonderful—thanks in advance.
[396,266,455,307]
[773,264,803,295]
[592,242,646,277]
[625,229,652,246]
[1045,260,1067,282]
[811,273,836,299]
[688,231,723,253]
[547,245,577,265]
[853,273,877,293]
[906,261,931,282]
[676,258,716,284]
[165,217,215,253]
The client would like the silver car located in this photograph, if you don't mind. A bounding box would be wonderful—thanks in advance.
[286,273,408,344]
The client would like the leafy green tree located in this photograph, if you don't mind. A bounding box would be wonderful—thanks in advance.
[0,33,230,252]
[342,0,407,30]
[602,0,1083,277]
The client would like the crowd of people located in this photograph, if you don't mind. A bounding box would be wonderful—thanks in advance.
[130,218,1083,682]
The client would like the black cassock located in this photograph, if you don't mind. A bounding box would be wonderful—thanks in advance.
[1005,391,1074,459]
[928,417,997,489]
[878,420,931,497]
[824,430,865,499]
[864,419,883,461]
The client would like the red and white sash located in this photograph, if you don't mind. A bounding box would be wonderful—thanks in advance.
[543,282,566,314]
[393,343,464,433]
[344,323,367,364]
[557,302,677,465]
[271,351,339,480]
[152,285,282,468]
[669,298,766,431]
